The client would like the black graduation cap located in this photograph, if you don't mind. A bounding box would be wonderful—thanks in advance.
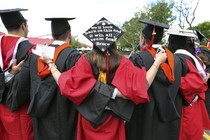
[195,30,208,42]
[140,19,170,44]
[0,8,27,29]
[45,18,75,37]
[83,17,124,52]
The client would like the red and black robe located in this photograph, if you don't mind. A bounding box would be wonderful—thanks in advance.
[58,55,149,140]
[0,35,34,140]
[13,41,81,140]
[126,48,185,140]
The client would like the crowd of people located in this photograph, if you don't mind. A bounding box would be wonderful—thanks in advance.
[0,8,210,140]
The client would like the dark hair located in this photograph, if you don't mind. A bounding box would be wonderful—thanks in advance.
[84,43,122,73]
[7,21,27,31]
[53,30,70,40]
[167,35,195,55]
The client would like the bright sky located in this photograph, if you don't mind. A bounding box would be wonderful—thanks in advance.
[0,0,209,45]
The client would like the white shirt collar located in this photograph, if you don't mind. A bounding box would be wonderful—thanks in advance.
[152,44,162,48]
[51,40,66,45]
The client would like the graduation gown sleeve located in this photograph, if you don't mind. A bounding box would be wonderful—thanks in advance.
[58,55,97,105]
[58,55,149,125]
[180,58,208,103]
[58,55,114,126]
[112,56,149,104]
[59,55,149,105]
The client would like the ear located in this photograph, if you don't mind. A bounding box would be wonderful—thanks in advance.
[68,32,72,39]
[142,36,147,45]
[20,22,26,30]
[68,32,72,43]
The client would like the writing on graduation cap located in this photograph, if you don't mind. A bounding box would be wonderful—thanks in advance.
[83,17,124,52]
[84,25,121,42]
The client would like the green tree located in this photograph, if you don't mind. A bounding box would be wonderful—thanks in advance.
[118,6,150,52]
[149,0,176,24]
[71,37,82,48]
[119,0,175,52]
[192,21,210,45]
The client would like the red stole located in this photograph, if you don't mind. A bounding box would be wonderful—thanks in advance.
[0,36,24,71]
[37,43,70,78]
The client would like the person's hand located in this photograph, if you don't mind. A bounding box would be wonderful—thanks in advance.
[10,59,24,75]
[190,95,198,106]
[204,73,210,83]
[40,52,53,64]
[154,50,167,64]
[129,51,135,57]
[116,89,127,99]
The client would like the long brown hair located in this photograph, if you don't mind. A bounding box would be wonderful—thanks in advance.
[84,43,122,73]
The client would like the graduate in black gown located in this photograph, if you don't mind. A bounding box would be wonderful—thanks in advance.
[0,8,35,140]
[126,20,186,140]
[15,17,81,140]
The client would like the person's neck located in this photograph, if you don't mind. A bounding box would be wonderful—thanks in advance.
[7,30,25,38]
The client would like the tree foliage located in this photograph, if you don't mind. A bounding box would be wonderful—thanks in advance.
[193,21,210,38]
[192,21,210,45]
[118,8,149,52]
[71,37,82,48]
[149,0,175,24]
[119,0,175,52]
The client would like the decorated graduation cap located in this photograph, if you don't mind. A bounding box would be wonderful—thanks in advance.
[167,29,197,46]
[83,17,124,52]
[167,29,197,38]
[0,8,27,29]
[167,29,198,53]
[140,19,169,45]
[45,18,75,37]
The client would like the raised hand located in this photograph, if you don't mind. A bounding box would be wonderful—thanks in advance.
[10,59,24,75]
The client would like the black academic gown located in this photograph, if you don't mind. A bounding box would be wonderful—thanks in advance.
[14,43,81,140]
[1,39,34,106]
[126,50,185,140]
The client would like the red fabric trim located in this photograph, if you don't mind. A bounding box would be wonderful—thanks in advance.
[1,36,20,70]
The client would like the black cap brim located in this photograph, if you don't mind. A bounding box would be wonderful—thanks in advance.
[45,17,76,21]
[139,19,170,29]
[45,17,75,37]
[139,19,169,43]
[0,8,28,14]
[0,8,28,29]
